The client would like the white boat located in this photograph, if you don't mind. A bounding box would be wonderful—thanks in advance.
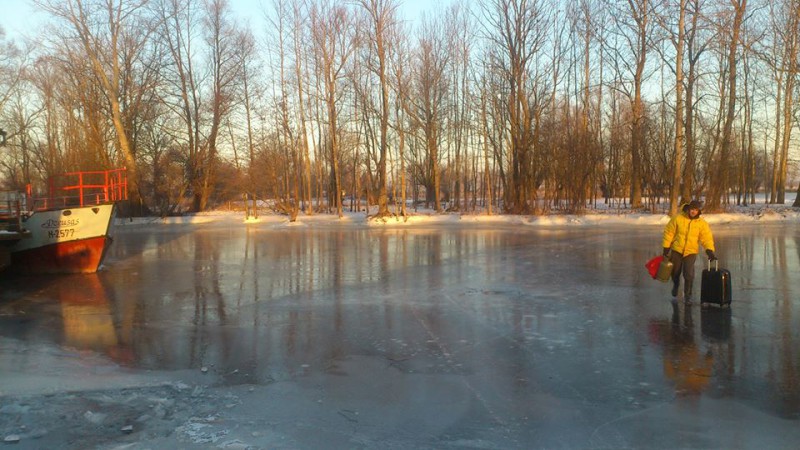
[1,169,127,274]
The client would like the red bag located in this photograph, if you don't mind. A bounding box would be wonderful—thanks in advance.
[645,255,664,279]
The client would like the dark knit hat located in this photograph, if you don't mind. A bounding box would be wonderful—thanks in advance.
[684,200,703,212]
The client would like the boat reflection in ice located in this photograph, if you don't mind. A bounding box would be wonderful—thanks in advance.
[57,274,133,365]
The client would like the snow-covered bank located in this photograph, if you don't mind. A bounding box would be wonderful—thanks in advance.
[114,198,800,228]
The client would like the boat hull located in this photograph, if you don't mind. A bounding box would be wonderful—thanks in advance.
[10,204,116,274]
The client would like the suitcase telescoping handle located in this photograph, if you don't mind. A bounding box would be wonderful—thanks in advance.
[707,259,719,271]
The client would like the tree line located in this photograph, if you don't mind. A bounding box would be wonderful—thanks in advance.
[0,0,798,218]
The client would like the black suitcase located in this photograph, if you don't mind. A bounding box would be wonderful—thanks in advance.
[700,260,732,307]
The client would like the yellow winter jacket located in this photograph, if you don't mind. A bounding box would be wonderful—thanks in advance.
[662,208,715,256]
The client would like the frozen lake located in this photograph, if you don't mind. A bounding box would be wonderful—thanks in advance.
[1,220,799,448]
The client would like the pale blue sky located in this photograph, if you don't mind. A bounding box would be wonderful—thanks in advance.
[0,0,443,41]
[0,0,40,38]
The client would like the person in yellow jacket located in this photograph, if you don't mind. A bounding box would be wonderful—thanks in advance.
[662,200,717,304]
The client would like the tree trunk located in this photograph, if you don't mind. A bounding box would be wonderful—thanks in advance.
[708,0,746,211]
[669,0,686,216]
[777,1,799,204]
[630,0,649,209]
[293,0,313,214]
[682,0,702,202]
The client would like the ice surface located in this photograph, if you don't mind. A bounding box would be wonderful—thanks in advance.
[0,212,799,449]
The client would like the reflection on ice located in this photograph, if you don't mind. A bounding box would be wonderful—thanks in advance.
[648,305,714,395]
[700,308,732,343]
[59,275,118,350]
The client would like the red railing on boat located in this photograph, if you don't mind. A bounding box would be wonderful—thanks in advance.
[0,191,24,232]
[28,168,128,211]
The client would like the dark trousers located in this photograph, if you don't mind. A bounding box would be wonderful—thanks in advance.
[670,252,697,297]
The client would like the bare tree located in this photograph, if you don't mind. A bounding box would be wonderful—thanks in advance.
[773,0,798,204]
[0,28,25,118]
[707,0,746,211]
[477,66,495,214]
[480,0,548,213]
[269,0,301,220]
[310,0,358,218]
[153,0,248,212]
[156,0,203,212]
[444,3,474,213]
[556,0,602,212]
[390,20,412,217]
[738,43,756,206]
[291,0,314,214]
[407,12,450,212]
[239,26,259,201]
[201,0,249,210]
[580,0,601,210]
[35,0,151,207]
[659,0,687,215]
[611,0,653,209]
[681,0,709,202]
[0,29,33,184]
[356,0,398,218]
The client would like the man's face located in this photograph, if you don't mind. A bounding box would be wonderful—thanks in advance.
[689,208,699,218]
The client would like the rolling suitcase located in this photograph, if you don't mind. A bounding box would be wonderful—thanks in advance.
[700,260,731,307]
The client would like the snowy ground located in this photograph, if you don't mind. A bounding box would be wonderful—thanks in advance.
[1,195,799,449]
[120,193,800,229]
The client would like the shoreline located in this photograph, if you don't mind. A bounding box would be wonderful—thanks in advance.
[114,203,800,229]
